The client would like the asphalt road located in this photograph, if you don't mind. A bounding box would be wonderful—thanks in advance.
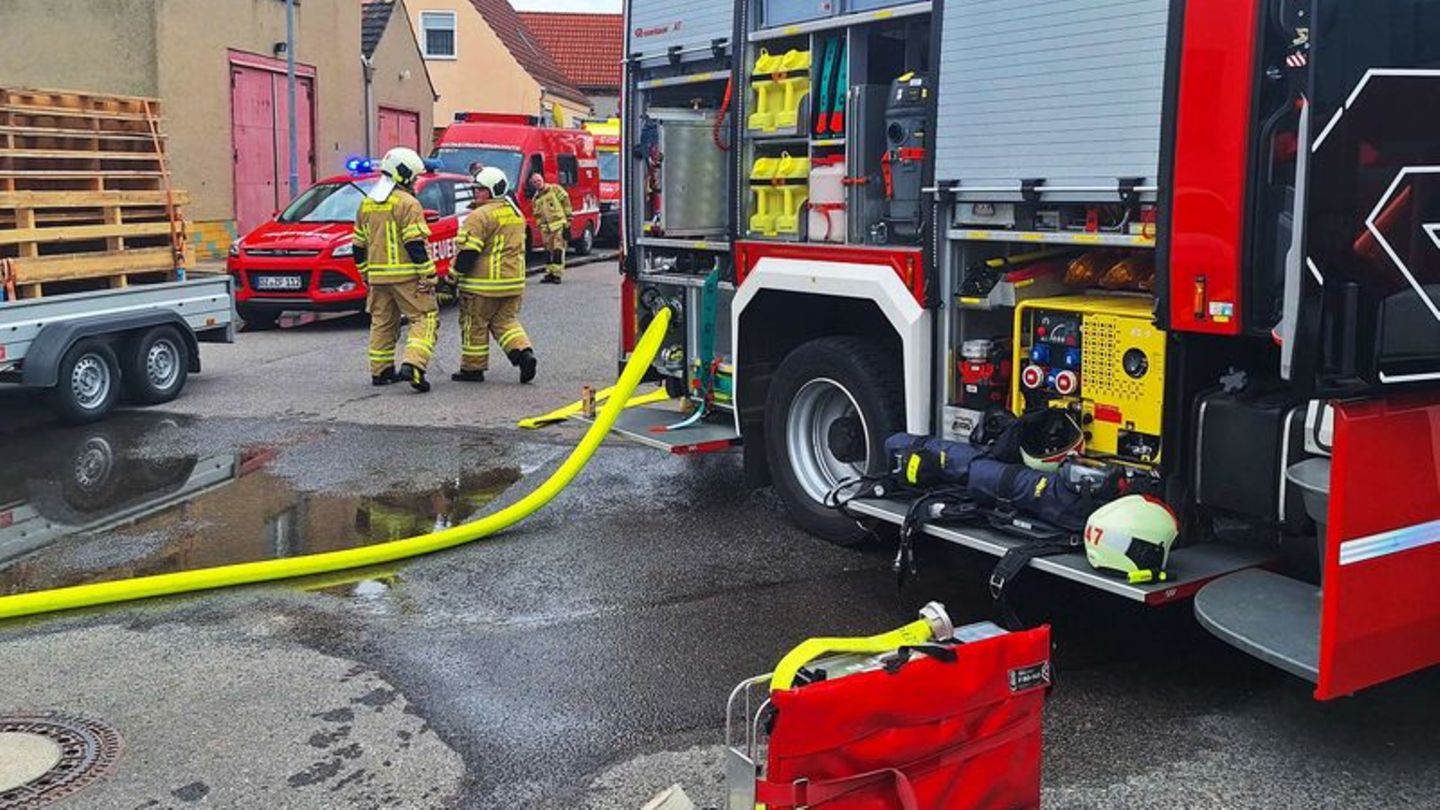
[1,260,1437,809]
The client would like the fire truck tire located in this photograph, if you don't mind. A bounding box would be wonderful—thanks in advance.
[122,325,189,405]
[765,336,905,546]
[574,223,595,256]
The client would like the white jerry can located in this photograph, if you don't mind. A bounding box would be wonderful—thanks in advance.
[807,156,847,243]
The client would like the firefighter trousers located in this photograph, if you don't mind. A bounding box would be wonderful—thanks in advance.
[458,294,532,372]
[367,279,439,376]
[542,228,567,278]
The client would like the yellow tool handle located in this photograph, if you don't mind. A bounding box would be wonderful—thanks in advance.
[0,310,675,621]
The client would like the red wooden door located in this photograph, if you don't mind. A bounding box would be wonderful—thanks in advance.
[274,74,315,194]
[231,65,278,235]
[231,59,315,235]
[377,107,420,153]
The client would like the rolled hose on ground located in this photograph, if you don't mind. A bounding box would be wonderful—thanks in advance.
[0,308,674,621]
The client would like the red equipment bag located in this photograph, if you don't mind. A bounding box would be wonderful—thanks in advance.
[755,626,1051,810]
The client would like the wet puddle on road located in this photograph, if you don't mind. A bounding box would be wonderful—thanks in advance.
[0,419,521,598]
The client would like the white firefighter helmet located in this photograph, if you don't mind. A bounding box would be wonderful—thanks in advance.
[1020,410,1084,472]
[1084,495,1179,578]
[473,165,510,198]
[369,146,427,202]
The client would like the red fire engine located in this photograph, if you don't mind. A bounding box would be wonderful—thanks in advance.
[431,112,602,256]
[615,0,1440,699]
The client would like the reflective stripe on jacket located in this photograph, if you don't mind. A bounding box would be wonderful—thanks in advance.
[454,198,527,297]
[353,187,434,284]
[532,184,572,234]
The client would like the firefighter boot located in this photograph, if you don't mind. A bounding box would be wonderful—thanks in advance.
[451,370,486,383]
[400,363,431,393]
[372,368,400,387]
[509,348,537,383]
[540,273,562,285]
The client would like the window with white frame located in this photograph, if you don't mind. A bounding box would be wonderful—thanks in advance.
[420,11,456,59]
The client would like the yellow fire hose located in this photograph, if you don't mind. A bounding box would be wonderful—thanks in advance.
[769,602,955,690]
[517,384,671,429]
[0,308,674,621]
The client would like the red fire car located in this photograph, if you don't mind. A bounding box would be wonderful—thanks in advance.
[227,167,472,328]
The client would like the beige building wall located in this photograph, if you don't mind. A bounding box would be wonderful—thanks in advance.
[153,0,367,226]
[0,0,159,98]
[369,1,437,151]
[415,0,542,125]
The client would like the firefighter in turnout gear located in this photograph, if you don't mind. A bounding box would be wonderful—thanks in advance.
[353,146,440,392]
[529,172,571,284]
[450,166,538,383]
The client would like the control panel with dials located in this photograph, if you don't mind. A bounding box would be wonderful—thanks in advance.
[1012,295,1167,467]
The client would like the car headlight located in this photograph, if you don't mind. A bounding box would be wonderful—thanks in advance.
[331,242,354,258]
[228,241,241,258]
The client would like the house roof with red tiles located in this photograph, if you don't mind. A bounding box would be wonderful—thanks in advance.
[467,0,591,107]
[516,11,623,93]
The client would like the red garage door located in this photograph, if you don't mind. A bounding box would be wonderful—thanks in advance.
[230,53,316,235]
[378,107,421,154]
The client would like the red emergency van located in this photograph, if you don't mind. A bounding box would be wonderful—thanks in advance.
[431,112,601,256]
[227,166,471,328]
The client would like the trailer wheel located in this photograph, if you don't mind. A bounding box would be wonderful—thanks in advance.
[54,339,121,424]
[124,325,190,405]
[765,336,905,546]
[574,223,595,256]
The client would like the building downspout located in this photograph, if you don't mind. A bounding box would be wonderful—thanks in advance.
[362,55,376,156]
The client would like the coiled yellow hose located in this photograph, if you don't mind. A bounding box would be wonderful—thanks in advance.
[0,308,673,621]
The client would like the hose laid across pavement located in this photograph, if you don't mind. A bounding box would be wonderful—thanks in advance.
[0,308,673,621]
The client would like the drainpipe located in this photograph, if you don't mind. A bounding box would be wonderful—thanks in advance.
[362,55,376,157]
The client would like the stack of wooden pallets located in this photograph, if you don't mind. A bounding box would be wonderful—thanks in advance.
[0,86,192,300]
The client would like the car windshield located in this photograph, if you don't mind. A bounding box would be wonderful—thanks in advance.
[278,181,374,223]
[432,147,523,189]
[598,151,619,183]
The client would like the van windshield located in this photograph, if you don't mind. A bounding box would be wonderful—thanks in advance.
[278,181,374,223]
[432,147,523,189]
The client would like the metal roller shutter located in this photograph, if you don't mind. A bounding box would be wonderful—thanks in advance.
[934,0,1172,200]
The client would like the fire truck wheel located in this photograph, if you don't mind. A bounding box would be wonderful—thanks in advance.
[123,325,190,405]
[574,223,595,256]
[766,336,904,546]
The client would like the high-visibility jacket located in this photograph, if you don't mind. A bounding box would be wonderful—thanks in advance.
[353,187,434,285]
[532,183,572,234]
[454,198,527,297]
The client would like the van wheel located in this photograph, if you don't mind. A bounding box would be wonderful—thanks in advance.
[574,223,595,256]
[237,306,280,331]
[124,325,190,405]
[764,336,905,546]
[55,339,121,425]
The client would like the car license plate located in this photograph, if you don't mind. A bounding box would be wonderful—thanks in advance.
[254,274,303,291]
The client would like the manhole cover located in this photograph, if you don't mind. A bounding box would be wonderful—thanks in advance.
[0,714,122,809]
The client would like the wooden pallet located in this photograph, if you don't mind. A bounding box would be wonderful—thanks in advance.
[0,87,188,299]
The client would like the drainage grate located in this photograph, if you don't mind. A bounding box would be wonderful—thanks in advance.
[0,714,123,809]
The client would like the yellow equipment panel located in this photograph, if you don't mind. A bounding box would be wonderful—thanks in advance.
[1011,295,1166,467]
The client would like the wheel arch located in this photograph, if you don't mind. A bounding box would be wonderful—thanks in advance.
[733,258,933,484]
[22,312,200,389]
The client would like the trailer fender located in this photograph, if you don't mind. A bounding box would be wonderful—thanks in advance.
[21,311,201,389]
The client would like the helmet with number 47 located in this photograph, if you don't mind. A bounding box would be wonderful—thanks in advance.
[1084,495,1179,579]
